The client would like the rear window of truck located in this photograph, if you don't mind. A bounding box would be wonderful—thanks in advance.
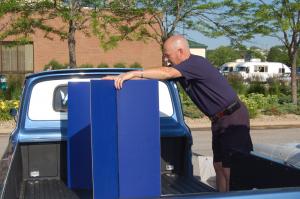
[28,79,174,121]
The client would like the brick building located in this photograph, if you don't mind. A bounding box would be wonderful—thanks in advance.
[0,15,163,73]
[0,16,207,74]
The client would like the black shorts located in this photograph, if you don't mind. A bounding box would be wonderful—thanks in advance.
[211,102,253,168]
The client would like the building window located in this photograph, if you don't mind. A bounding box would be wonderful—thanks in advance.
[0,41,34,74]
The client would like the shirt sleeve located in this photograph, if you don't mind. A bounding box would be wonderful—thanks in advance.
[173,59,200,80]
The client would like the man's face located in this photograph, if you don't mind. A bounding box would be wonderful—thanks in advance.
[163,44,181,66]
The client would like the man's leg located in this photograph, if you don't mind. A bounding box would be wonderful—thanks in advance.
[223,167,230,192]
[213,162,227,192]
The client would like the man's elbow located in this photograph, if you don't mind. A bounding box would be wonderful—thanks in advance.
[162,68,181,79]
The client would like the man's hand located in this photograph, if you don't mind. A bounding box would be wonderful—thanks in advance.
[114,72,135,89]
[101,71,141,89]
[101,67,181,89]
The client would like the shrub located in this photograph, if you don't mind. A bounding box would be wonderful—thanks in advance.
[240,93,282,118]
[129,62,143,68]
[247,81,267,95]
[263,105,283,116]
[113,63,127,68]
[97,63,109,68]
[279,81,291,95]
[278,93,292,104]
[226,73,247,94]
[279,103,300,115]
[267,77,281,96]
[79,64,94,68]
[178,84,204,118]
[44,59,68,70]
[0,100,19,120]
[3,75,24,100]
[239,95,260,118]
[183,104,204,118]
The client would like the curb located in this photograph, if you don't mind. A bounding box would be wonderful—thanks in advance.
[190,124,300,131]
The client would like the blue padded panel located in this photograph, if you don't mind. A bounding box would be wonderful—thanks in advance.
[67,82,92,189]
[90,80,119,199]
[117,80,161,199]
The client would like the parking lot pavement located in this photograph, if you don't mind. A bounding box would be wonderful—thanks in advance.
[0,135,9,158]
[191,128,300,188]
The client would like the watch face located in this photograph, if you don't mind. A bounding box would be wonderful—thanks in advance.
[53,85,68,112]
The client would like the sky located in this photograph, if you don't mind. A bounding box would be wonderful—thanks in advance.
[186,29,283,50]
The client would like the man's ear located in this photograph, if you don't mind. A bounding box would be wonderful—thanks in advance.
[178,48,184,56]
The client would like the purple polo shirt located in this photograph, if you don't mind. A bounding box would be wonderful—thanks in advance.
[173,54,237,117]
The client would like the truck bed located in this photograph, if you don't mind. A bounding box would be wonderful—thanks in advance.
[19,175,213,199]
[20,179,79,199]
[161,174,214,195]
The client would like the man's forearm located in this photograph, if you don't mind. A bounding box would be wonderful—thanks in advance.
[131,67,180,80]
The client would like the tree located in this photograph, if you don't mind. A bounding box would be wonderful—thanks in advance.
[248,46,267,61]
[0,0,31,42]
[267,46,290,65]
[1,0,144,68]
[237,0,300,104]
[113,0,253,65]
[207,46,242,67]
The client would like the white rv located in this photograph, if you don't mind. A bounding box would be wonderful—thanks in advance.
[219,59,245,75]
[235,62,291,81]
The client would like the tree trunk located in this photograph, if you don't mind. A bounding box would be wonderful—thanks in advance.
[291,51,298,105]
[68,19,76,68]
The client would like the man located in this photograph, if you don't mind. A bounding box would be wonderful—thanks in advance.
[103,35,253,192]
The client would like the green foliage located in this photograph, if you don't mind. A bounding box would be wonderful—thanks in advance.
[264,103,300,116]
[247,81,267,95]
[239,95,259,118]
[242,0,300,104]
[177,84,204,118]
[207,46,242,67]
[0,100,19,121]
[267,77,281,96]
[267,46,290,66]
[2,75,24,100]
[113,62,127,68]
[97,63,109,68]
[247,46,266,61]
[226,73,247,95]
[129,62,142,68]
[79,64,94,68]
[44,59,68,70]
[267,77,291,97]
[239,94,279,118]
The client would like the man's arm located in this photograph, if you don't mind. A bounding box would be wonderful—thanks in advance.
[113,67,182,89]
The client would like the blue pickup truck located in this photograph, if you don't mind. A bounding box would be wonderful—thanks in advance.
[0,68,300,199]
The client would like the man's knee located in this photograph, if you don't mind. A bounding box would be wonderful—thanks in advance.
[213,162,223,173]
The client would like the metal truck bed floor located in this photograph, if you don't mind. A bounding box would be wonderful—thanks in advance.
[20,176,213,199]
[161,174,215,195]
[20,179,80,199]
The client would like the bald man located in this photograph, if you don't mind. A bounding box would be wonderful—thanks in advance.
[103,35,253,192]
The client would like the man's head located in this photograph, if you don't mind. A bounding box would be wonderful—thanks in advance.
[163,35,191,66]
